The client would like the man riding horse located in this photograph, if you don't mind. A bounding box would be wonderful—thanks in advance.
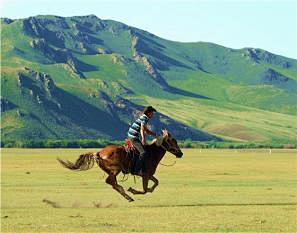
[127,106,157,175]
[58,106,183,202]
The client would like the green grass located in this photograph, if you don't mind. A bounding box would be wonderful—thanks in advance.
[75,54,127,81]
[2,148,296,232]
[164,69,231,100]
[163,67,297,115]
[141,96,297,141]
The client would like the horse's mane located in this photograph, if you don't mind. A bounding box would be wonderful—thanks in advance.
[149,136,164,147]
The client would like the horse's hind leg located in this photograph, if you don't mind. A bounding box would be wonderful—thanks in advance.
[96,153,133,201]
[106,174,134,202]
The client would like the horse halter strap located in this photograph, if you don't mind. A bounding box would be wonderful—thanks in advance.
[160,138,178,153]
[159,141,168,151]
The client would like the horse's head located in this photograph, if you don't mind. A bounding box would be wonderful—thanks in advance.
[156,129,183,158]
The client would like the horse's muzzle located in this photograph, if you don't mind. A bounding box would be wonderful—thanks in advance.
[176,151,183,158]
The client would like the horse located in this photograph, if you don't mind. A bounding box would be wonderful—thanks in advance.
[57,129,183,202]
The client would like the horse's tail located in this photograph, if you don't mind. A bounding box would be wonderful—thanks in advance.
[57,152,96,171]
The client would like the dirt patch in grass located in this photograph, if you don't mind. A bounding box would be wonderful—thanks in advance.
[93,202,117,208]
[207,123,265,140]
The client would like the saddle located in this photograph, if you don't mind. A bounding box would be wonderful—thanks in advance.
[124,138,135,152]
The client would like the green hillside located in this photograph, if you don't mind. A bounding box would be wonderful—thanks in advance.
[1,15,297,142]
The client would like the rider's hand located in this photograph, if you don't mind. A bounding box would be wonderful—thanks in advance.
[142,139,146,145]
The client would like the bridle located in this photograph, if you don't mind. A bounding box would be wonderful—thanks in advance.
[158,137,180,166]
[159,137,180,155]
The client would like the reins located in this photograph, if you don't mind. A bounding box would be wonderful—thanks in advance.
[160,160,176,166]
[159,139,177,167]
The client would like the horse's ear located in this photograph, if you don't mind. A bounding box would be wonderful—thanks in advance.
[162,129,171,138]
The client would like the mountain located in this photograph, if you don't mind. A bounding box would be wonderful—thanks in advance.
[1,15,297,142]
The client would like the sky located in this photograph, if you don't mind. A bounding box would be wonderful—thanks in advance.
[1,0,296,59]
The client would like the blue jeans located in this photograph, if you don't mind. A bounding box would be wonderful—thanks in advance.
[130,138,149,173]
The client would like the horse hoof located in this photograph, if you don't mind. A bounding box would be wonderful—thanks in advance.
[129,198,134,202]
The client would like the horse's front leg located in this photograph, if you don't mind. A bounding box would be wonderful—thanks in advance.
[147,176,159,193]
[128,176,149,195]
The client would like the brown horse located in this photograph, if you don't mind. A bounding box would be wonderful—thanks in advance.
[57,130,183,202]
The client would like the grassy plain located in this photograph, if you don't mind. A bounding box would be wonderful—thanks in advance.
[1,148,296,232]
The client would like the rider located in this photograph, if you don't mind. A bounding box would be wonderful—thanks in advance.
[127,106,157,175]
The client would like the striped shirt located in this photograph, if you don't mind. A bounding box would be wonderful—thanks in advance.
[127,114,149,140]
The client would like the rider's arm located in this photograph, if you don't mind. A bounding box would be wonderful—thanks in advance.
[140,123,146,145]
[142,124,157,137]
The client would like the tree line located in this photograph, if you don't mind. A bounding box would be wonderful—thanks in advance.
[1,139,296,149]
